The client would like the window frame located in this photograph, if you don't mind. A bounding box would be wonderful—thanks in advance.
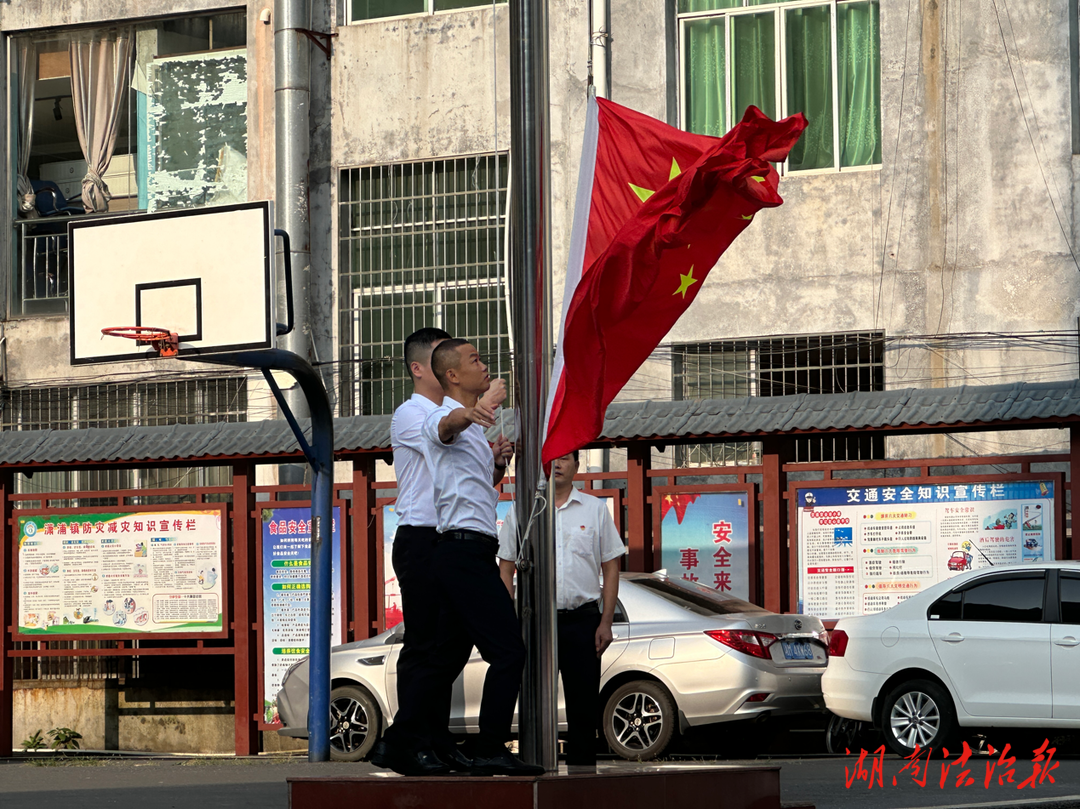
[1060,571,1080,625]
[5,377,247,498]
[338,153,511,418]
[676,0,880,175]
[9,11,249,317]
[928,571,1052,625]
[671,331,885,466]
[347,0,506,25]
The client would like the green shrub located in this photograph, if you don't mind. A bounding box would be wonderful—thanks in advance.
[48,727,82,750]
[21,729,46,751]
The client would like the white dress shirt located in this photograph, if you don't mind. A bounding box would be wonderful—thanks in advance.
[498,488,626,610]
[390,393,441,528]
[421,396,498,536]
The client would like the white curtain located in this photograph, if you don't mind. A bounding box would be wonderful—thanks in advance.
[16,39,38,218]
[69,29,133,213]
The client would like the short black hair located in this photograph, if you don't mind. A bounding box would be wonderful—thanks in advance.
[403,328,451,379]
[431,338,471,384]
[572,450,580,465]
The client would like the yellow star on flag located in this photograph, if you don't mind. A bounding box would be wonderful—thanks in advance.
[673,265,698,299]
[628,158,683,203]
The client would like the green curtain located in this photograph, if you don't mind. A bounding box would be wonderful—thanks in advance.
[838,1,881,166]
[732,12,776,122]
[353,0,424,20]
[434,0,506,9]
[785,5,833,170]
[678,0,741,12]
[684,19,726,136]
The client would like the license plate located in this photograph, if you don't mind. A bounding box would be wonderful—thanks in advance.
[781,640,815,660]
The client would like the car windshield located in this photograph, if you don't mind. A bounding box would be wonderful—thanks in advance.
[636,576,770,617]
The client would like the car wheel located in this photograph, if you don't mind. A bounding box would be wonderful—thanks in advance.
[603,680,676,761]
[329,684,381,762]
[881,679,956,757]
[825,713,866,755]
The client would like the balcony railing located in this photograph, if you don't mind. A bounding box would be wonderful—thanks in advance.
[14,212,121,315]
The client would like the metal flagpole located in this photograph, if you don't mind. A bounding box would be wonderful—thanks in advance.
[508,0,558,771]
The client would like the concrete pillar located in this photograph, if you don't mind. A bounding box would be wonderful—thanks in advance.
[231,462,259,755]
[350,456,379,640]
[761,439,793,613]
[626,444,654,572]
[0,472,13,756]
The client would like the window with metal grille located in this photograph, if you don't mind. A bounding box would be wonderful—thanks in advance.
[339,154,511,416]
[672,331,884,465]
[349,0,506,24]
[2,376,247,499]
[679,0,881,172]
[13,12,249,316]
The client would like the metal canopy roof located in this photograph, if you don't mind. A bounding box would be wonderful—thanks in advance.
[2,379,1079,469]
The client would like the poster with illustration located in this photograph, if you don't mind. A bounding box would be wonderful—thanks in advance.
[657,492,750,602]
[260,506,343,725]
[797,480,1055,621]
[17,509,224,637]
[382,500,514,629]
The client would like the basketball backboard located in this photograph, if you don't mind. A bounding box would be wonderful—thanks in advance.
[69,201,276,365]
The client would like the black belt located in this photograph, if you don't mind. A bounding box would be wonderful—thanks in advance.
[438,528,498,549]
[558,601,600,615]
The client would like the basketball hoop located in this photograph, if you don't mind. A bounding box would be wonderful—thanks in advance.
[101,326,180,358]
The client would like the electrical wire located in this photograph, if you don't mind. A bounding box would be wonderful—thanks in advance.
[876,0,916,330]
[990,0,1080,272]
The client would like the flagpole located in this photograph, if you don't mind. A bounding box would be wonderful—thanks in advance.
[508,0,558,772]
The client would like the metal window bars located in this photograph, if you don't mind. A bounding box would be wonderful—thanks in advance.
[672,331,885,465]
[338,154,511,417]
[4,377,247,507]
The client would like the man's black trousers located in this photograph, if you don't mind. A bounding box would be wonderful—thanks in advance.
[432,531,526,752]
[382,525,473,753]
[557,603,602,766]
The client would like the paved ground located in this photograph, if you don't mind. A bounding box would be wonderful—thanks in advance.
[2,751,1079,809]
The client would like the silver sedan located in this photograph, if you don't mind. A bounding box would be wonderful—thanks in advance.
[277,571,828,761]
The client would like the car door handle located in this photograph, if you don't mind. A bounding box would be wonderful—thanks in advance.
[1054,636,1080,648]
[941,633,964,643]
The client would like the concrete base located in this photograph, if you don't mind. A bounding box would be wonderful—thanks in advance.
[288,764,801,809]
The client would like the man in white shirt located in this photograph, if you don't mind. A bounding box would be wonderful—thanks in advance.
[422,338,542,776]
[370,327,469,776]
[498,450,626,767]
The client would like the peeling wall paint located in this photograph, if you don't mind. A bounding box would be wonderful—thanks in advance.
[147,49,249,211]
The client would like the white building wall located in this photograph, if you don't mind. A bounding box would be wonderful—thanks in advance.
[0,0,1076,461]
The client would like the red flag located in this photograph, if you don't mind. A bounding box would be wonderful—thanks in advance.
[660,493,702,525]
[542,97,807,467]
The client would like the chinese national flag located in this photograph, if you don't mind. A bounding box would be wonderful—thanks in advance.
[542,96,807,467]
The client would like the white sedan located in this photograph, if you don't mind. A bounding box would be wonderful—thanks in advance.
[823,562,1080,756]
[278,572,829,761]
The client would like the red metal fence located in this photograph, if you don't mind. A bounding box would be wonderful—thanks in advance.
[1,449,1074,755]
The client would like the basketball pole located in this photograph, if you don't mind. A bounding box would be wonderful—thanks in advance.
[188,348,334,763]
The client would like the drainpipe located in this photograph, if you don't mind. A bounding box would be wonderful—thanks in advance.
[274,0,325,761]
[275,0,313,429]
